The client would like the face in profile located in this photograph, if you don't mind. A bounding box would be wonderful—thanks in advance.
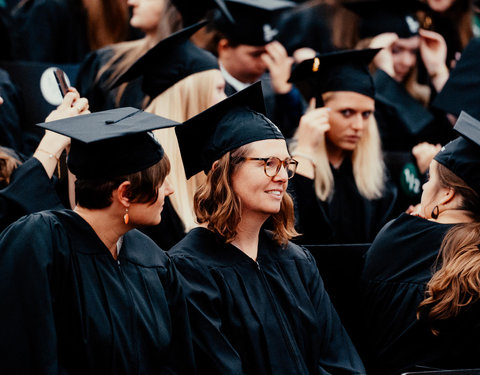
[420,160,441,218]
[219,42,268,83]
[128,0,166,34]
[231,139,290,221]
[128,178,174,227]
[323,91,375,154]
[209,70,227,107]
[391,36,420,83]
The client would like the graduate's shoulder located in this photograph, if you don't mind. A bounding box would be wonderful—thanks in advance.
[122,229,172,268]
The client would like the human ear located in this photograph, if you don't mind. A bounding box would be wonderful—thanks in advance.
[114,181,132,208]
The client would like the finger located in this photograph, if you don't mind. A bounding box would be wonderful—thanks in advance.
[308,97,316,111]
[59,91,79,109]
[260,52,274,69]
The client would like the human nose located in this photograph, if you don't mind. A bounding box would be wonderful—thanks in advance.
[164,179,174,196]
[352,114,364,130]
[273,162,289,181]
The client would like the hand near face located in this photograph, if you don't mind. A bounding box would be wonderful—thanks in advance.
[261,41,294,94]
[412,142,442,175]
[295,99,330,155]
[419,29,449,91]
[369,32,399,78]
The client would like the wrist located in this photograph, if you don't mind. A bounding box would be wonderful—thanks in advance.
[429,64,448,79]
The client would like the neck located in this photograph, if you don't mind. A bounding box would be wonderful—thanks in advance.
[231,213,268,261]
[434,209,474,224]
[144,33,160,49]
[326,141,346,169]
[74,206,129,259]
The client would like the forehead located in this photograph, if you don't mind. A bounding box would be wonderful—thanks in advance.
[393,36,420,49]
[246,139,289,156]
[236,44,267,54]
[323,91,375,109]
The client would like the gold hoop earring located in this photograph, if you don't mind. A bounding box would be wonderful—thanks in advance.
[123,208,129,225]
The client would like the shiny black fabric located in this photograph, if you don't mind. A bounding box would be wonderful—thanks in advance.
[289,160,397,245]
[0,209,195,375]
[355,213,480,374]
[170,227,365,375]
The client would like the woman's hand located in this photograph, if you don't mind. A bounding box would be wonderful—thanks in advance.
[295,99,330,156]
[45,88,90,122]
[369,32,399,78]
[419,29,449,91]
[412,142,441,175]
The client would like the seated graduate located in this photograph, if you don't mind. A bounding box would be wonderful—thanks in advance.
[287,48,397,245]
[345,0,456,213]
[0,89,89,231]
[0,108,195,374]
[111,21,226,249]
[170,82,365,375]
[357,111,480,374]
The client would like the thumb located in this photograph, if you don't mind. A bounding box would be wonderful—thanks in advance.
[308,97,316,112]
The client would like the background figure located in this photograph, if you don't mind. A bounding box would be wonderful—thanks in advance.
[76,0,182,112]
[357,111,480,374]
[0,89,89,231]
[111,21,226,249]
[11,0,134,63]
[0,108,195,374]
[288,49,397,244]
[170,83,365,375]
[209,0,306,138]
[346,0,456,214]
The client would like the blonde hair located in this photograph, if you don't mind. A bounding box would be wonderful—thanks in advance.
[195,146,299,246]
[146,69,221,231]
[293,92,386,201]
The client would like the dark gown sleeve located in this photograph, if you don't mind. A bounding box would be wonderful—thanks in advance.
[0,157,63,231]
[0,213,69,374]
[172,254,246,375]
[301,249,366,374]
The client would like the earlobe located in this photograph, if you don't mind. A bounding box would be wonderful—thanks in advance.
[116,181,132,207]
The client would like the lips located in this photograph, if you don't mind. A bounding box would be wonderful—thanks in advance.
[265,189,284,199]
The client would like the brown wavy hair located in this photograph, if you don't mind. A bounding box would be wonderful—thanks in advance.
[194,145,298,246]
[418,162,480,334]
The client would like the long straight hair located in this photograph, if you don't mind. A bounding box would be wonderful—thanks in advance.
[146,70,221,231]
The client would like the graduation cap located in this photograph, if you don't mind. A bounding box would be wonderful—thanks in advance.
[211,0,295,46]
[432,38,480,120]
[343,0,429,38]
[434,111,480,193]
[175,81,284,178]
[288,48,380,107]
[37,107,180,180]
[112,21,219,99]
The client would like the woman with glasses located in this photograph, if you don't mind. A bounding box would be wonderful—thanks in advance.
[288,48,397,245]
[169,83,365,375]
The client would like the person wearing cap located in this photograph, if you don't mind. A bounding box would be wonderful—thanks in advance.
[0,108,195,374]
[356,111,480,374]
[111,21,227,249]
[287,48,397,245]
[210,0,306,138]
[345,0,457,214]
[76,0,183,112]
[170,82,365,375]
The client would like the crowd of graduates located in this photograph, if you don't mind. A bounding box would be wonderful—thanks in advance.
[1,0,480,374]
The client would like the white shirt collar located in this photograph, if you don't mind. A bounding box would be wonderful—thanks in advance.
[219,62,251,92]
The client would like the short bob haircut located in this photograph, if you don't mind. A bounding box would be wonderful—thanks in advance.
[75,154,170,209]
[194,144,298,246]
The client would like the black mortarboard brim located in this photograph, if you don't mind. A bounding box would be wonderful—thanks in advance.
[432,38,480,119]
[175,81,284,179]
[111,21,219,99]
[37,107,180,180]
[343,0,429,39]
[172,0,234,26]
[288,48,380,107]
[434,111,480,193]
[212,0,295,46]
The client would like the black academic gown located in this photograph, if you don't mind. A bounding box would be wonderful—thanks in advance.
[356,214,480,374]
[0,209,195,375]
[0,157,64,231]
[170,227,365,375]
[289,159,397,245]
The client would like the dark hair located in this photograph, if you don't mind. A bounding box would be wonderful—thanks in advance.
[75,155,170,209]
[194,145,298,246]
[418,162,480,333]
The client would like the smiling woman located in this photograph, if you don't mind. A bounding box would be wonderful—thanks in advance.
[169,83,366,375]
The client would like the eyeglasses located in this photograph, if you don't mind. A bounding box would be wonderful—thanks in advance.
[240,157,298,179]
